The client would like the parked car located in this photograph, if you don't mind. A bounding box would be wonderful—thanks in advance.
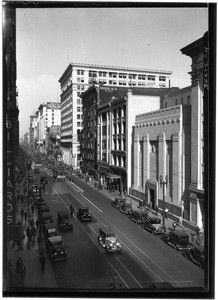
[111,197,126,209]
[98,227,121,253]
[182,245,205,269]
[144,217,164,234]
[34,197,46,207]
[40,176,48,185]
[41,212,54,226]
[77,207,92,222]
[40,205,50,214]
[28,175,34,183]
[57,210,73,231]
[46,236,67,262]
[43,223,57,242]
[161,230,191,251]
[119,201,132,215]
[129,209,148,224]
[34,167,40,174]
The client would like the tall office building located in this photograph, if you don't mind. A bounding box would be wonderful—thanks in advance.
[59,62,172,168]
[37,102,61,152]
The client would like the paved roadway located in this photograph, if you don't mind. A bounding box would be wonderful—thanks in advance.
[35,166,204,290]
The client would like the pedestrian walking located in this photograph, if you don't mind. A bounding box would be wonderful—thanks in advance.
[29,219,34,228]
[20,209,24,220]
[7,259,13,287]
[172,222,177,231]
[39,255,46,272]
[36,219,40,230]
[155,205,158,216]
[31,225,37,242]
[24,211,28,224]
[39,243,45,258]
[26,226,32,244]
[70,205,75,217]
[31,205,35,215]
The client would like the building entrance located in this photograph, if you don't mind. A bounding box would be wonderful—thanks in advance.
[149,188,155,209]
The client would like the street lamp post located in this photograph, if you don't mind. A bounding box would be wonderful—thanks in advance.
[160,175,168,232]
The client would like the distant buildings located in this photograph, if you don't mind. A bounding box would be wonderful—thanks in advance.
[36,102,61,152]
[58,62,172,168]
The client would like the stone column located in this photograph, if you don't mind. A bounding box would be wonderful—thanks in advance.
[172,131,181,205]
[133,134,139,189]
[142,134,150,190]
[158,132,166,200]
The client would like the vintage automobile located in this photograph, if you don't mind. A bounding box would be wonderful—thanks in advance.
[57,210,73,231]
[43,223,57,242]
[182,245,205,269]
[40,176,48,185]
[119,201,132,215]
[28,175,34,183]
[129,209,148,224]
[111,197,126,209]
[46,235,67,262]
[144,217,164,234]
[34,197,46,207]
[161,229,191,251]
[77,207,92,222]
[40,205,50,214]
[41,212,54,226]
[34,167,40,174]
[98,227,121,253]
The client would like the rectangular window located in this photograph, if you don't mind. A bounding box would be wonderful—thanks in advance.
[129,74,136,79]
[148,75,155,81]
[89,71,97,77]
[119,73,127,79]
[138,75,146,80]
[109,72,117,78]
[99,71,107,77]
[77,70,84,75]
[159,76,166,81]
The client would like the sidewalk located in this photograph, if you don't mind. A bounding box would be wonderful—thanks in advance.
[6,177,57,291]
[75,175,204,249]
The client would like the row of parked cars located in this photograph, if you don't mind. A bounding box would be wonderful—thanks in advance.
[111,197,205,269]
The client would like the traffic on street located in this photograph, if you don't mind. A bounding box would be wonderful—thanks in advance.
[12,155,204,290]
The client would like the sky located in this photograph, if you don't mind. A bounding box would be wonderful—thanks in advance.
[16,5,208,137]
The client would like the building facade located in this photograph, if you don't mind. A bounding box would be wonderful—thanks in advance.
[81,86,98,176]
[131,101,191,221]
[59,62,172,168]
[29,114,38,151]
[81,85,175,194]
[181,34,206,229]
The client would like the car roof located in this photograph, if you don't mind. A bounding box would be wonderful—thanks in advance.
[79,207,89,210]
[42,212,52,218]
[48,236,62,243]
[57,210,69,216]
[171,230,189,237]
[149,217,161,221]
[99,227,115,235]
[44,223,56,230]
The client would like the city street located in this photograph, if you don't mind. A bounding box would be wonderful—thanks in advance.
[28,165,204,290]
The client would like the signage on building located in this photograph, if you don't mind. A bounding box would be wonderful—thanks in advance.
[203,32,208,91]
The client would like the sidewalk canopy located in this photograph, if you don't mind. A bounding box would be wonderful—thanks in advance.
[107,174,121,179]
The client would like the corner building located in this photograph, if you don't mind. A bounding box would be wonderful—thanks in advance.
[59,62,172,168]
